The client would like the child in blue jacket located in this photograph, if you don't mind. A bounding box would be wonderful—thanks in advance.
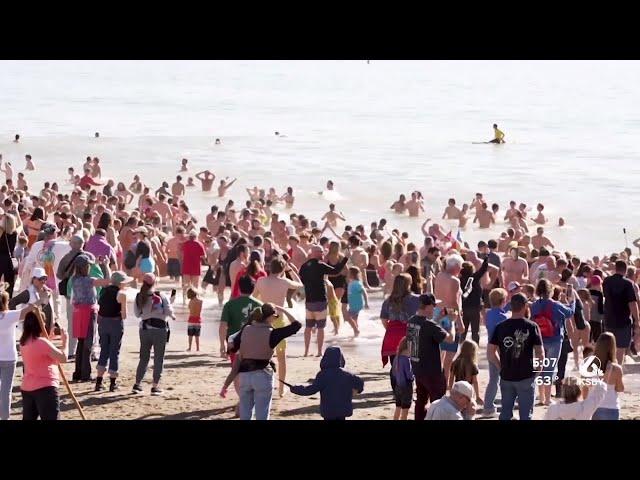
[290,346,364,420]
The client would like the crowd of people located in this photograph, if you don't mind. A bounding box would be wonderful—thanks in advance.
[0,146,638,421]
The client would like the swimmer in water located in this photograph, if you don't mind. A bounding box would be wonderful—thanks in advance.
[215,138,221,145]
[489,124,505,144]
[218,177,237,197]
[95,132,100,138]
[558,217,565,227]
[533,203,547,225]
[0,160,13,182]
[442,198,461,220]
[406,192,425,217]
[180,158,189,172]
[186,177,195,187]
[13,134,19,143]
[390,194,408,214]
[25,154,35,171]
[195,170,215,192]
[321,203,346,228]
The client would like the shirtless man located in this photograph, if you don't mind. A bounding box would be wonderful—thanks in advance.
[501,246,529,287]
[473,202,495,229]
[469,192,484,211]
[17,173,27,191]
[165,227,186,283]
[205,206,219,232]
[218,178,237,197]
[252,256,304,396]
[531,226,554,251]
[237,210,252,233]
[504,201,518,222]
[25,154,35,171]
[248,219,266,239]
[390,194,408,214]
[171,176,186,198]
[180,158,188,172]
[533,203,547,225]
[518,203,529,220]
[442,198,461,220]
[195,170,215,192]
[151,194,173,228]
[321,204,346,228]
[186,177,195,187]
[434,254,466,381]
[405,192,425,217]
[91,158,102,178]
[349,235,370,287]
[288,235,308,270]
[129,175,143,194]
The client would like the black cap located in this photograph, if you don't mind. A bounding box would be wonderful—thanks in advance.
[419,293,438,306]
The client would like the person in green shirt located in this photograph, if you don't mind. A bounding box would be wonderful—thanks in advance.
[219,276,262,359]
[219,276,262,413]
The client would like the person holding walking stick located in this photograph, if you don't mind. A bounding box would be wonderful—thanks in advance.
[19,309,68,420]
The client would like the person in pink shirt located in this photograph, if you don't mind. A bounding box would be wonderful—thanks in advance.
[181,231,206,303]
[19,311,68,420]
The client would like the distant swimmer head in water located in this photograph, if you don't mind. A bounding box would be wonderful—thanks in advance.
[448,198,456,206]
[327,180,334,190]
[537,203,544,211]
[215,138,221,144]
[95,132,99,138]
[275,132,279,136]
[558,217,565,227]
[491,203,499,214]
[13,134,19,143]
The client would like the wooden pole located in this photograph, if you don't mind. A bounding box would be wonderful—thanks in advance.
[32,306,87,420]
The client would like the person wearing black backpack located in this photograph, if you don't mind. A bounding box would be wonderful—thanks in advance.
[56,235,92,357]
[530,279,575,406]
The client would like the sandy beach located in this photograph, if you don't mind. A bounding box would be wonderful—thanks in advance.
[7,277,640,421]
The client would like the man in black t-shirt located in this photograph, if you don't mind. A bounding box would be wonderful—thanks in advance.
[407,294,454,421]
[488,293,544,421]
[603,260,640,364]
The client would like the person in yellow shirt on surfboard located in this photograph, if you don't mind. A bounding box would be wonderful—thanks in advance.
[489,124,505,144]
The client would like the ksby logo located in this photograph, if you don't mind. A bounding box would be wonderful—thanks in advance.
[579,355,603,378]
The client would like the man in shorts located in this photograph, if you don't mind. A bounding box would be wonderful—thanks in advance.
[299,245,349,357]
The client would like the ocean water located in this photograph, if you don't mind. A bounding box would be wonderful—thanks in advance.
[0,60,639,260]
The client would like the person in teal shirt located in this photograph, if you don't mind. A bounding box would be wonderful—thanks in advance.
[346,267,368,336]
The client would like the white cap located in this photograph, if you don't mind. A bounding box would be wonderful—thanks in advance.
[32,267,47,279]
[507,281,521,292]
[451,381,473,400]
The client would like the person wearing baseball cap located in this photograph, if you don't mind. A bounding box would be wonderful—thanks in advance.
[507,281,522,300]
[425,380,474,420]
[94,271,133,392]
[132,272,174,396]
[9,267,55,334]
[407,293,454,420]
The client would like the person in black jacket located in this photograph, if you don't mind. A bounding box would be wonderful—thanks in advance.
[290,346,364,420]
[0,212,18,298]
[299,245,349,357]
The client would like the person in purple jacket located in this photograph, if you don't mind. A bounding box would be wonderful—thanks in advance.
[530,279,575,406]
[392,337,413,420]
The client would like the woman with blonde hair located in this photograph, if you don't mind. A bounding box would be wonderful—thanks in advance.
[0,213,18,297]
[587,332,624,420]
